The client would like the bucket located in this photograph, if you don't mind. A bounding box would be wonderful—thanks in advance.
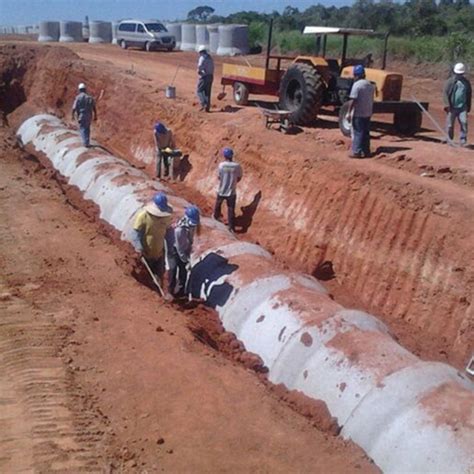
[165,86,176,99]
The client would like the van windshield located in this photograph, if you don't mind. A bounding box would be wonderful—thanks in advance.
[145,23,166,33]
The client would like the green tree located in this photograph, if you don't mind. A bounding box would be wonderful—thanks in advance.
[187,6,215,22]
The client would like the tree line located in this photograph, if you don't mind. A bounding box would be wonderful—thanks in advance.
[188,1,473,37]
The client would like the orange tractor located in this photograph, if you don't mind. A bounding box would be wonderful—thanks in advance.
[221,23,428,136]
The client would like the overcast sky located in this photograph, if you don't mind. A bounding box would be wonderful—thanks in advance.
[0,0,350,26]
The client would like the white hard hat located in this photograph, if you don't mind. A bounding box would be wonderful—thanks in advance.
[198,45,207,53]
[78,82,86,90]
[453,63,466,74]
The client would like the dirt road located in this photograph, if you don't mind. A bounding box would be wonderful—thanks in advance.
[0,124,375,471]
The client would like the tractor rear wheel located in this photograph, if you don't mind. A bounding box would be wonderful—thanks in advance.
[394,109,422,136]
[279,63,324,125]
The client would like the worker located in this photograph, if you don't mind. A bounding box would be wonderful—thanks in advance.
[167,205,200,298]
[213,147,242,232]
[153,122,181,179]
[71,83,97,148]
[197,45,214,112]
[443,62,471,146]
[132,192,173,289]
[346,65,374,158]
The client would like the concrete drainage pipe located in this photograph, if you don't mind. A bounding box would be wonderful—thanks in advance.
[18,114,474,473]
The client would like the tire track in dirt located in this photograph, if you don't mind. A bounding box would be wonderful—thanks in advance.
[0,280,108,472]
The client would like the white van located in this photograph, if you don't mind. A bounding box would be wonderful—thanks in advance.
[117,20,176,52]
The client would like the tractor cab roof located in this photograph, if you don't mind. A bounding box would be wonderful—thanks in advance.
[303,26,376,36]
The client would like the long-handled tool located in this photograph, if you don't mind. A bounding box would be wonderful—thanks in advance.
[141,256,166,298]
[410,94,457,147]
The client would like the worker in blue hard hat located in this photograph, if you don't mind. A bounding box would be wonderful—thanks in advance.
[166,205,201,298]
[346,65,375,158]
[153,121,182,179]
[132,192,174,290]
[213,147,242,232]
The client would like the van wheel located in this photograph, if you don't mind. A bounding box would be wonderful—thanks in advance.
[145,42,153,52]
[120,40,128,49]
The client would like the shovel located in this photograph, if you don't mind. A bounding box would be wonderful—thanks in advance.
[141,256,166,298]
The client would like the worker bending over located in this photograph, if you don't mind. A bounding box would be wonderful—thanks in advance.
[154,122,181,179]
[196,46,214,112]
[167,206,201,299]
[347,65,374,159]
[72,82,97,148]
[213,147,242,232]
[132,192,173,289]
[444,62,471,146]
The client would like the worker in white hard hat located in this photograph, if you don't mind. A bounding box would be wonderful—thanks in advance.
[196,45,214,112]
[443,62,471,146]
[72,82,97,147]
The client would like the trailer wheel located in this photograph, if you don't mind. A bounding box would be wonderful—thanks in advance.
[394,109,422,136]
[279,63,324,125]
[233,82,249,106]
[338,101,352,137]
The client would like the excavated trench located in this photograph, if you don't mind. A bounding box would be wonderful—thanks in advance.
[3,43,473,370]
[2,43,474,471]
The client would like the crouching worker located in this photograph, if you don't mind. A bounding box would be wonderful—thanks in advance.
[167,205,200,299]
[132,192,173,293]
[154,122,182,180]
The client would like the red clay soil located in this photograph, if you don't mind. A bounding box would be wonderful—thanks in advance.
[0,125,376,471]
[4,42,471,370]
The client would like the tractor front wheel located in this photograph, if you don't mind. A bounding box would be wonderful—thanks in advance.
[338,101,352,137]
[279,63,324,125]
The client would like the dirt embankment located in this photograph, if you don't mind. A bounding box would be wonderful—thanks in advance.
[4,42,471,369]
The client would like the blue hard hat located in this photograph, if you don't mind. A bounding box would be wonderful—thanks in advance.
[154,122,167,134]
[153,192,170,212]
[353,65,365,77]
[222,147,234,159]
[185,205,200,226]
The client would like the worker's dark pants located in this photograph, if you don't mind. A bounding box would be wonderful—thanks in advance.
[197,74,213,111]
[79,122,91,147]
[168,252,188,297]
[156,150,171,178]
[214,193,236,231]
[352,116,371,156]
[145,255,165,285]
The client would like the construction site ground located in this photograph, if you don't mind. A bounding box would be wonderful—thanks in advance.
[0,40,473,471]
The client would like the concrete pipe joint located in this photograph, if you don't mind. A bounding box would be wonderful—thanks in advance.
[17,114,474,474]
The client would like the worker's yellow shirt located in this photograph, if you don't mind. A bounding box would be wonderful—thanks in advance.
[133,209,172,260]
